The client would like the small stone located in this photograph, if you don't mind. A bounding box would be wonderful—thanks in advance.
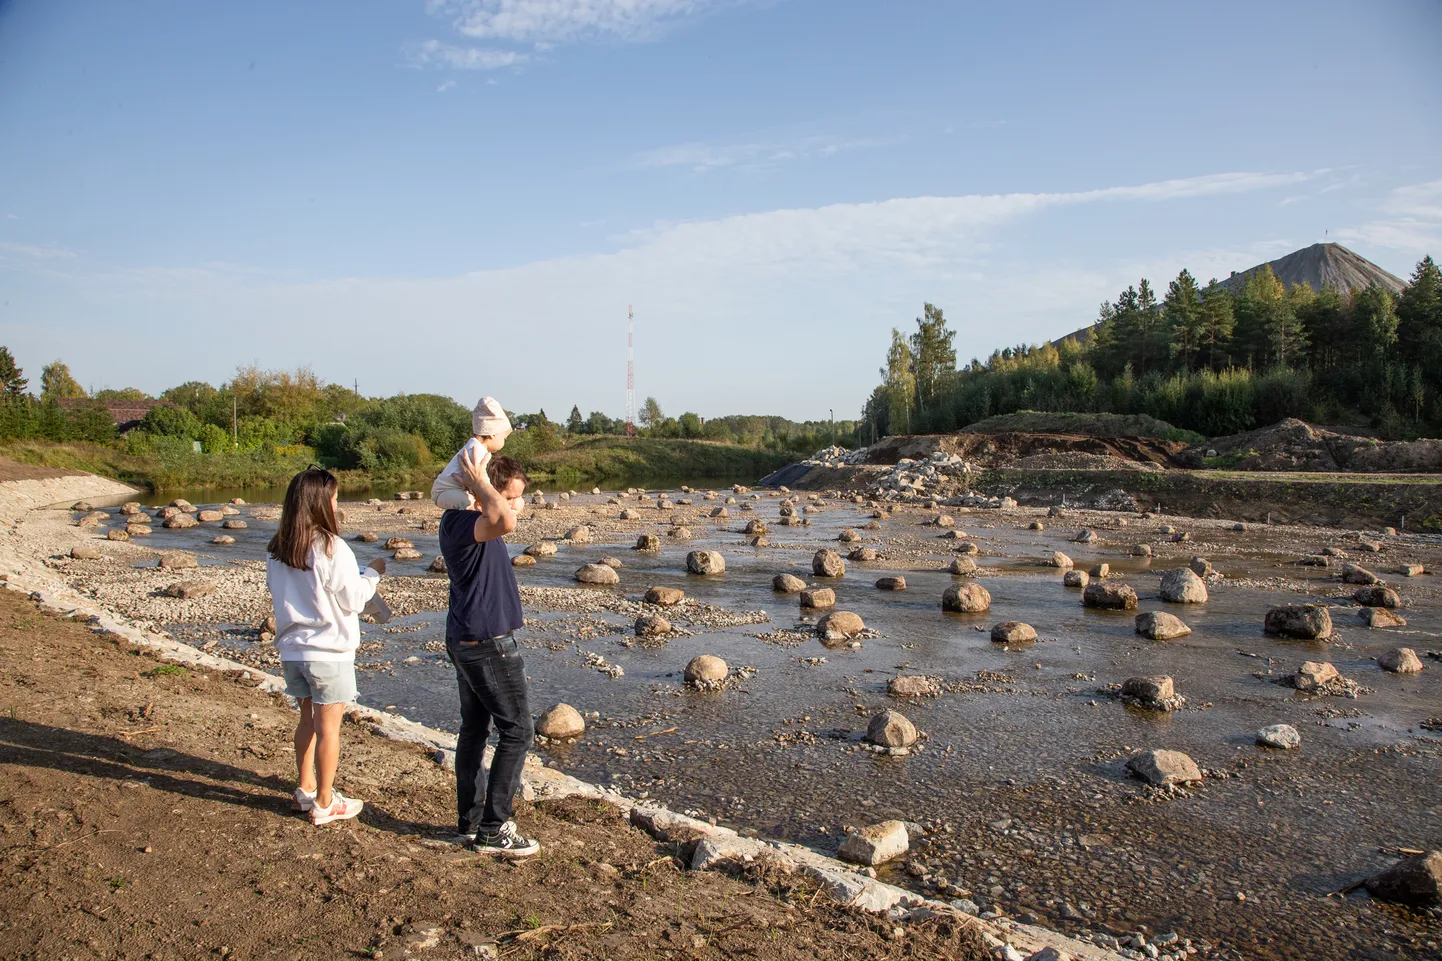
[932,514,955,528]
[772,573,806,593]
[817,610,865,638]
[1159,568,1208,603]
[635,613,671,637]
[1359,607,1407,628]
[1135,611,1191,639]
[644,586,685,606]
[1126,749,1202,787]
[511,554,536,567]
[634,534,660,551]
[393,548,422,561]
[800,587,836,609]
[942,582,991,613]
[837,820,910,866]
[1029,521,1045,531]
[874,576,906,591]
[948,557,977,575]
[887,675,941,698]
[1063,569,1089,588]
[1378,647,1424,673]
[1072,529,1098,544]
[990,621,1036,644]
[525,541,558,557]
[1354,585,1401,608]
[1256,724,1300,749]
[428,555,447,574]
[812,549,845,578]
[1292,660,1340,692]
[164,579,217,599]
[1121,675,1174,704]
[575,563,620,585]
[865,710,917,748]
[1049,551,1074,569]
[211,535,236,545]
[684,655,728,685]
[537,703,585,739]
[1264,604,1332,640]
[685,550,726,575]
[1083,582,1138,610]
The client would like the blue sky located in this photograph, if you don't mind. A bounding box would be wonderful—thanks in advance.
[2,0,1439,421]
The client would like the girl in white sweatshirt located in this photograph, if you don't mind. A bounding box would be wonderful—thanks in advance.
[266,467,383,826]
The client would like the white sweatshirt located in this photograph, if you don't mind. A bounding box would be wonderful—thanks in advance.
[431,437,490,501]
[266,534,380,662]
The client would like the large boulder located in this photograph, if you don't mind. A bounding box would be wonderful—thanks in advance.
[948,556,977,575]
[1354,586,1401,608]
[848,546,878,562]
[526,541,558,557]
[837,820,910,866]
[221,519,247,530]
[818,611,865,638]
[645,586,685,606]
[385,536,413,550]
[1378,647,1424,674]
[1122,675,1175,705]
[684,655,728,685]
[772,573,806,593]
[537,703,585,739]
[800,587,836,609]
[1083,582,1138,610]
[942,582,991,613]
[685,550,726,575]
[1159,568,1208,603]
[1125,749,1202,787]
[575,563,620,585]
[1264,604,1333,640]
[163,514,198,529]
[393,548,422,561]
[1135,611,1192,640]
[157,551,198,570]
[990,621,1037,644]
[1341,563,1379,585]
[865,710,918,748]
[812,549,845,578]
[874,576,907,591]
[512,554,537,567]
[634,533,660,551]
[1049,551,1074,569]
[1365,852,1442,907]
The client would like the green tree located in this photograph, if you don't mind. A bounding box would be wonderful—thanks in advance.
[93,387,153,403]
[0,348,28,398]
[566,405,585,434]
[1397,256,1442,383]
[909,303,956,416]
[1163,270,1203,371]
[880,328,916,434]
[585,410,612,434]
[677,411,702,437]
[1349,284,1399,362]
[639,396,663,429]
[1198,283,1235,371]
[40,361,86,400]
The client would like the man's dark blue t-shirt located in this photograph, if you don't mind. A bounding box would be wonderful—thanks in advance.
[438,510,524,641]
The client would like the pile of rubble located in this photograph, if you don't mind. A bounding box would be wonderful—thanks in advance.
[802,445,873,468]
[870,451,976,499]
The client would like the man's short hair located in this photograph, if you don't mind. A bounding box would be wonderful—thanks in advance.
[487,454,529,491]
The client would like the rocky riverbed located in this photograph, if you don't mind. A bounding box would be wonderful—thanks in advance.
[20,484,1442,961]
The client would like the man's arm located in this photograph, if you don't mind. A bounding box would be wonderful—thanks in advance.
[456,445,517,542]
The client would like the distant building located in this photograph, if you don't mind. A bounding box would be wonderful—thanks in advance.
[56,398,171,433]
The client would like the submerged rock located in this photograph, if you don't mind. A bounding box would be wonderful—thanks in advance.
[772,573,806,593]
[1378,647,1424,674]
[990,621,1037,644]
[685,550,726,575]
[1083,582,1138,610]
[575,563,620,585]
[942,582,991,613]
[1135,611,1192,640]
[684,655,728,686]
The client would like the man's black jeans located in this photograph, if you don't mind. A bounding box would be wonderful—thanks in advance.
[446,634,533,836]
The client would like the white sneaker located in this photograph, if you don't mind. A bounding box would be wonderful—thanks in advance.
[293,787,317,812]
[310,791,363,826]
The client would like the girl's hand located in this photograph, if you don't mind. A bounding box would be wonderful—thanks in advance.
[367,557,386,575]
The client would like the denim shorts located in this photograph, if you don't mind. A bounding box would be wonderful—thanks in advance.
[281,661,358,705]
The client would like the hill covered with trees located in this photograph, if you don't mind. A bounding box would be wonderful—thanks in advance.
[862,252,1442,440]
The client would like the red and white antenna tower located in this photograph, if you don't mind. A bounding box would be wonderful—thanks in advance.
[625,304,636,436]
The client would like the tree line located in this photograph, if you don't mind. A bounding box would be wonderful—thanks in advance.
[862,255,1442,439]
[0,354,856,476]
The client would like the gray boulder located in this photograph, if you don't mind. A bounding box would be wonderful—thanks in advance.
[685,550,726,575]
[1159,568,1208,603]
[1135,611,1192,640]
[1126,749,1202,787]
[1264,604,1332,640]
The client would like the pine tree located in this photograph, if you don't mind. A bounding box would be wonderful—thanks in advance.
[1398,255,1442,391]
[0,348,28,399]
[1163,270,1203,372]
[566,405,584,433]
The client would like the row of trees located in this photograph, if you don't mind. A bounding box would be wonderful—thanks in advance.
[862,256,1442,439]
[0,350,855,475]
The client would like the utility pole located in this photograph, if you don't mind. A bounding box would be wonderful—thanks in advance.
[829,409,834,447]
[232,394,238,446]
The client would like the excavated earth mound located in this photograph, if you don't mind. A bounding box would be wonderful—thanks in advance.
[1181,419,1442,473]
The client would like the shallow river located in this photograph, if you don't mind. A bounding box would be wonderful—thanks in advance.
[97,487,1442,961]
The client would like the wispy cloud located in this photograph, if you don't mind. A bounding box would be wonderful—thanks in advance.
[429,0,719,45]
[0,241,75,260]
[437,79,458,92]
[635,135,896,173]
[405,38,528,70]
[1335,179,1442,254]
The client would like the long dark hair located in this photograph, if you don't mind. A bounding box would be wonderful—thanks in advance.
[268,467,340,570]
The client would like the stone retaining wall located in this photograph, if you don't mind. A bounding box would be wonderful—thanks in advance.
[0,473,1122,961]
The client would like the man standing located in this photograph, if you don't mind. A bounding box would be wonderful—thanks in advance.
[439,447,539,857]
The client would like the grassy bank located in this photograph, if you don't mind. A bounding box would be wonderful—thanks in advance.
[0,436,795,494]
[522,436,794,487]
[0,440,433,494]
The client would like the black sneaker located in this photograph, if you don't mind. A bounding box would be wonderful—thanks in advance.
[473,820,540,858]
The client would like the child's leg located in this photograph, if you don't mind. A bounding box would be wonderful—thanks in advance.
[434,488,475,511]
[313,702,347,808]
[294,698,317,792]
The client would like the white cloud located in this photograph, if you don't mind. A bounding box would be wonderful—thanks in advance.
[1335,179,1442,254]
[406,39,528,70]
[437,79,458,92]
[23,170,1324,418]
[635,135,894,173]
[0,241,76,260]
[431,0,717,45]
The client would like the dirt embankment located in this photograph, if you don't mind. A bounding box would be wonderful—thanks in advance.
[1179,419,1442,473]
[859,433,1187,469]
[0,588,988,961]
